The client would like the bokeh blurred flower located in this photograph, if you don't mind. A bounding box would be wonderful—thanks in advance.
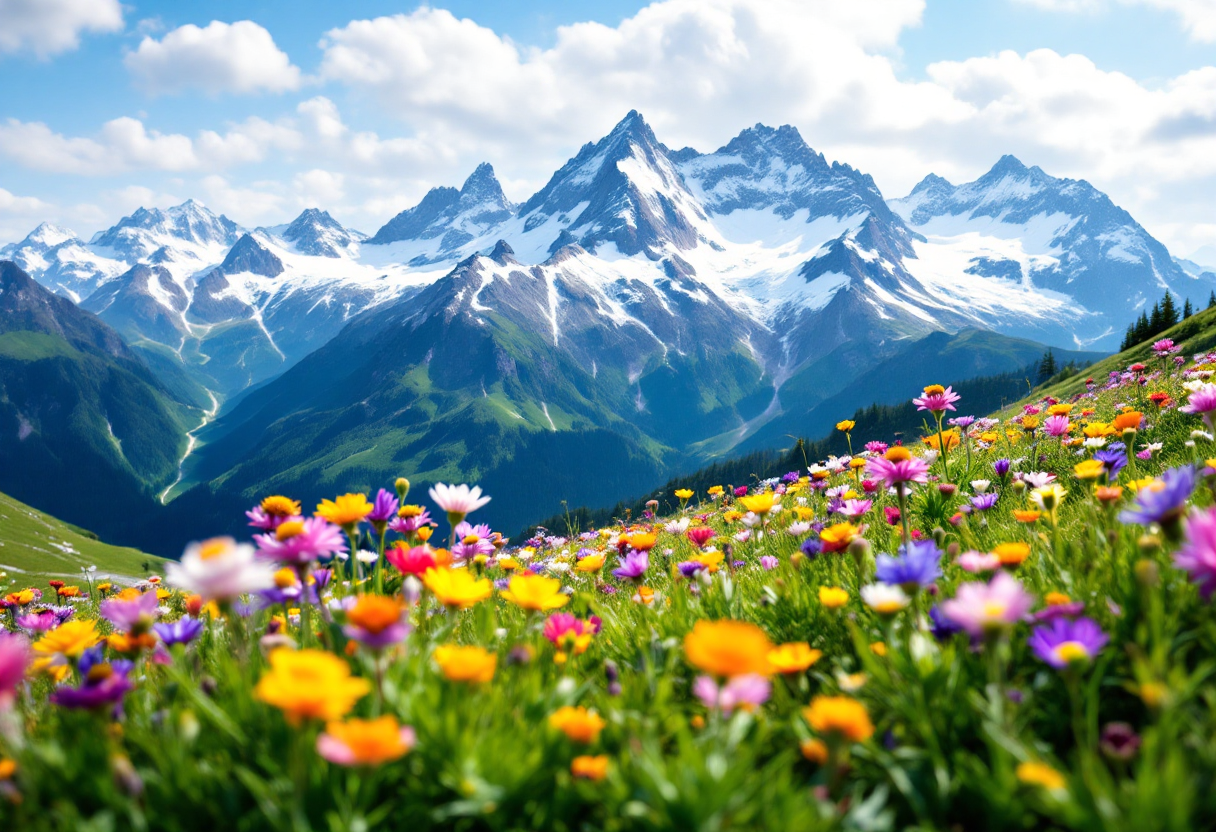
[423,567,493,609]
[549,706,606,743]
[316,715,415,766]
[803,696,874,742]
[255,649,370,724]
[500,573,569,611]
[433,645,497,683]
[1028,616,1108,669]
[767,643,822,674]
[693,674,771,715]
[941,573,1033,637]
[168,537,277,602]
[684,620,773,678]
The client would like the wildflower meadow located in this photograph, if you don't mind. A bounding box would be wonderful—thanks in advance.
[5,339,1216,830]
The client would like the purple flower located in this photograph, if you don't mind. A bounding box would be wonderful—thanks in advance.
[50,647,134,716]
[389,508,434,535]
[1093,449,1127,480]
[759,555,779,571]
[1043,415,1071,437]
[153,618,205,646]
[941,573,1033,637]
[1119,465,1196,529]
[16,609,59,632]
[368,488,400,527]
[1176,507,1216,598]
[875,540,941,590]
[1180,383,1216,427]
[677,561,706,578]
[99,590,159,632]
[255,517,349,564]
[1027,616,1108,669]
[949,415,976,428]
[867,455,931,488]
[1031,601,1086,622]
[1100,723,1141,761]
[692,674,771,715]
[969,492,999,512]
[612,549,649,581]
[993,458,1011,477]
[928,606,963,641]
[799,536,822,559]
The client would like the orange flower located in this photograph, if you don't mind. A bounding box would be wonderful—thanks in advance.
[549,706,606,743]
[621,531,657,551]
[576,553,605,572]
[992,542,1030,567]
[346,594,405,635]
[819,522,859,553]
[684,619,773,677]
[800,739,829,764]
[1112,411,1143,432]
[767,643,823,674]
[922,429,961,451]
[317,715,414,767]
[1095,485,1124,504]
[571,755,609,780]
[803,695,874,743]
[1013,510,1041,524]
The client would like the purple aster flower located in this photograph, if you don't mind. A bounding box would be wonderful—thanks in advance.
[913,385,961,413]
[1027,616,1108,669]
[875,540,942,590]
[612,549,649,581]
[1176,507,1216,598]
[677,561,706,578]
[153,618,205,646]
[99,590,159,632]
[928,605,963,641]
[50,647,134,716]
[16,609,59,632]
[1181,383,1216,428]
[969,493,999,512]
[949,415,976,428]
[800,536,822,559]
[367,488,400,528]
[1119,465,1196,531]
[1093,449,1127,480]
[993,458,1011,478]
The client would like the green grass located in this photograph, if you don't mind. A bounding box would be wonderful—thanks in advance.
[0,330,82,361]
[0,490,165,590]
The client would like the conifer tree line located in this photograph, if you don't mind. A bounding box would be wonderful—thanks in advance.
[1119,289,1205,350]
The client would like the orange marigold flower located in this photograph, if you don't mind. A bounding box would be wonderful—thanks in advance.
[1013,510,1041,523]
[433,644,497,683]
[684,619,774,678]
[317,715,415,767]
[803,695,874,743]
[819,522,860,553]
[1112,411,1143,432]
[767,642,823,674]
[992,542,1030,566]
[549,706,606,744]
[571,755,610,780]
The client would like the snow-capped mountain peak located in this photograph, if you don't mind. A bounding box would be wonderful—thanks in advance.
[367,162,515,253]
[273,208,365,258]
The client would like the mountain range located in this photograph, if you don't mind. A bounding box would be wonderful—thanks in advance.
[2,110,1209,551]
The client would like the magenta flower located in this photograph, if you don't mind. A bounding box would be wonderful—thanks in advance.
[543,613,601,647]
[693,674,771,715]
[760,555,779,571]
[940,573,1033,637]
[1180,383,1216,427]
[913,385,961,414]
[866,455,931,489]
[450,521,495,561]
[255,517,348,564]
[15,610,59,632]
[245,505,299,530]
[1176,507,1216,598]
[1152,339,1176,355]
[838,498,873,518]
[367,488,400,529]
[99,590,159,632]
[389,507,434,535]
[0,632,31,709]
[612,550,649,581]
[1028,617,1108,669]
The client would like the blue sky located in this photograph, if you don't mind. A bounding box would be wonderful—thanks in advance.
[2,0,1216,259]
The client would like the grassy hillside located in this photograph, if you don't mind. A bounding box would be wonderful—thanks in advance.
[0,490,165,590]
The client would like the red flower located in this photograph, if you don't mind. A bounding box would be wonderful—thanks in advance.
[386,544,436,577]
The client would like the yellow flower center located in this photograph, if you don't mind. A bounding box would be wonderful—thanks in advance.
[277,520,306,540]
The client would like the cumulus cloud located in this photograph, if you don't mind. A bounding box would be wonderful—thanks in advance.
[1016,0,1216,42]
[0,0,123,57]
[125,20,301,95]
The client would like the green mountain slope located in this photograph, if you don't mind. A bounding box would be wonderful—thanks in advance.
[0,261,200,544]
[0,490,164,589]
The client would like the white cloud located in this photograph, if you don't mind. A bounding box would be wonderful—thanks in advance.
[0,115,301,175]
[1016,0,1216,42]
[0,0,122,57]
[0,187,50,214]
[125,20,301,95]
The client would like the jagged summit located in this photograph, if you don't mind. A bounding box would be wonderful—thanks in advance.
[368,162,515,248]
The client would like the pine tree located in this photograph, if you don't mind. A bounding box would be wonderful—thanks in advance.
[1037,349,1057,383]
[1184,298,1194,319]
[1209,290,1216,310]
[1149,301,1163,333]
[1162,291,1179,327]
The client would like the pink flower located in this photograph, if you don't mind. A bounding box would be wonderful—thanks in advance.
[884,506,901,526]
[1042,414,1070,437]
[543,613,602,646]
[839,499,873,518]
[428,483,491,518]
[941,573,1033,637]
[687,527,715,549]
[255,517,348,564]
[1176,507,1216,599]
[913,385,962,414]
[867,455,931,489]
[386,545,436,576]
[1180,383,1216,427]
[693,674,771,715]
[0,632,30,708]
[956,551,1000,573]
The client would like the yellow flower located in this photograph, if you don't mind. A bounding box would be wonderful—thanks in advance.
[683,619,773,678]
[1030,484,1068,514]
[255,649,370,725]
[992,542,1030,567]
[500,573,570,611]
[922,429,960,451]
[819,522,859,553]
[1047,403,1074,415]
[571,754,610,781]
[422,567,493,609]
[261,495,301,517]
[979,431,1000,443]
[689,551,725,573]
[804,696,874,742]
[819,587,849,609]
[549,706,606,743]
[318,715,414,766]
[576,553,605,572]
[767,642,822,674]
[1126,477,1158,493]
[737,493,777,515]
[707,485,724,497]
[793,505,816,521]
[723,511,744,523]
[33,620,101,659]
[674,488,694,501]
[315,493,374,527]
[1074,459,1105,481]
[1017,761,1066,791]
[433,645,497,683]
[1083,422,1115,438]
[4,589,36,606]
[836,420,856,432]
[497,556,521,571]
[923,384,945,396]
[621,531,657,551]
[869,641,887,657]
